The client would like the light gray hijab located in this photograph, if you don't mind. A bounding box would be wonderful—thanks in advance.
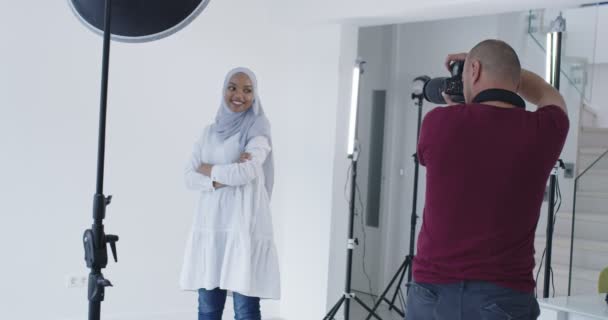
[213,67,274,198]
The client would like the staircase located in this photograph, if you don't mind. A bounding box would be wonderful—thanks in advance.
[534,122,608,296]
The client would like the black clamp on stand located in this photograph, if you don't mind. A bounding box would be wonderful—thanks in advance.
[84,194,119,320]
[82,1,119,319]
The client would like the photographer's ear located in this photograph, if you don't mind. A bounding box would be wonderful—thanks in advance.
[471,59,482,84]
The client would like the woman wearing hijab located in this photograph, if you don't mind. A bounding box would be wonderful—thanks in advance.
[180,67,280,320]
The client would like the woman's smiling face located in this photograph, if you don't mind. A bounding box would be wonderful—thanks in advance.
[225,73,254,113]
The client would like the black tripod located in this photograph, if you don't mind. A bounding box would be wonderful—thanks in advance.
[366,78,429,319]
[324,60,382,320]
[82,1,119,320]
[543,160,565,298]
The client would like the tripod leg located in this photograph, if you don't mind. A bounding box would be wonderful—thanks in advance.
[324,296,345,320]
[365,258,408,320]
[386,291,405,318]
[392,302,405,318]
[390,256,411,308]
[354,296,383,320]
[345,297,350,320]
[407,258,413,293]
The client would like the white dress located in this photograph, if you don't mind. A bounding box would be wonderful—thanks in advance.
[179,124,281,299]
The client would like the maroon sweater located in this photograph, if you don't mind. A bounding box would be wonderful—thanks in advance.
[413,104,569,293]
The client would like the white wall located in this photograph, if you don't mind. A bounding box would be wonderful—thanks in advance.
[0,1,347,319]
[596,6,608,65]
[276,23,348,320]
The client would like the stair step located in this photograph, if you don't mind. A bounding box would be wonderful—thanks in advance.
[579,147,608,154]
[579,127,608,148]
[533,235,606,296]
[533,262,599,296]
[536,263,599,282]
[578,148,608,172]
[578,169,608,192]
[553,212,608,242]
[535,235,608,270]
[573,191,608,213]
[581,127,608,134]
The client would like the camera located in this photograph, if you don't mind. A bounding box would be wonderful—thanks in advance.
[423,61,465,104]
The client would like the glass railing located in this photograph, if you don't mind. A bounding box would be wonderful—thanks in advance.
[527,10,586,97]
[527,5,602,104]
[568,149,608,295]
[526,4,605,297]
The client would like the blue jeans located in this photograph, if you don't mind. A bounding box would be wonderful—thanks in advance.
[405,281,540,320]
[198,288,261,320]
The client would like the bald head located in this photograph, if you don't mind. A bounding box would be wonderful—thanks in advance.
[468,39,521,86]
[462,39,521,103]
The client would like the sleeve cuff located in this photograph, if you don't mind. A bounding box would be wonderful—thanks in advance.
[205,177,215,191]
[210,165,218,183]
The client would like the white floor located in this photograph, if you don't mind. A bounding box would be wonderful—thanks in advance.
[327,291,406,320]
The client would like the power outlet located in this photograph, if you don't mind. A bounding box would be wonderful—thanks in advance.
[66,275,88,288]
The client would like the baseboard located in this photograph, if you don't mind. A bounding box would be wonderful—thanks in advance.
[60,310,283,320]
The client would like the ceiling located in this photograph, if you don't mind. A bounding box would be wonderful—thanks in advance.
[271,0,596,25]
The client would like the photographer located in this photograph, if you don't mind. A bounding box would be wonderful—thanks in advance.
[407,39,569,320]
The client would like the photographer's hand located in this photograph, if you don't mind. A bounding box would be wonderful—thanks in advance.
[445,52,468,71]
[441,92,457,106]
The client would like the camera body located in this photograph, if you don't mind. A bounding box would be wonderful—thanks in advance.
[423,60,465,104]
[444,61,464,97]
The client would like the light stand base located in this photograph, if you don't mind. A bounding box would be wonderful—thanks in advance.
[324,293,384,320]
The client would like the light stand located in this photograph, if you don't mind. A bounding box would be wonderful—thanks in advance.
[365,76,430,320]
[69,1,210,319]
[543,13,565,299]
[82,2,119,320]
[324,59,382,320]
[543,161,564,299]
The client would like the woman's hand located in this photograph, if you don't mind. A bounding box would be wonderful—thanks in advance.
[212,181,226,189]
[197,163,214,177]
[238,152,252,163]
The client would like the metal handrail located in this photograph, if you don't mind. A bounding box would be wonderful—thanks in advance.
[576,148,608,181]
